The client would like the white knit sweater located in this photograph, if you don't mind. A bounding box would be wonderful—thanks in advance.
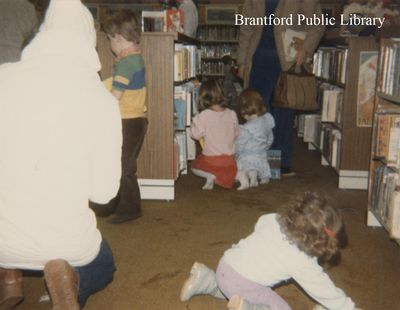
[0,0,122,270]
[223,214,355,310]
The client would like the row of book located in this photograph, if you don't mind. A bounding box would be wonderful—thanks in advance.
[302,114,321,147]
[373,113,400,167]
[378,40,400,97]
[174,44,200,82]
[142,9,184,33]
[173,82,200,179]
[313,47,348,84]
[174,130,197,178]
[197,26,239,42]
[200,44,238,59]
[297,114,341,170]
[174,82,200,130]
[370,165,400,239]
[201,61,225,76]
[320,124,341,170]
[318,82,343,126]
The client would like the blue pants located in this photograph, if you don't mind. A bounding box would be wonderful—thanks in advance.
[249,50,294,168]
[75,239,116,307]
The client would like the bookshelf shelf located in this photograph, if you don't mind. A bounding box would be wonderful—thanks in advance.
[201,39,238,43]
[368,38,400,243]
[377,92,400,105]
[197,3,241,80]
[312,37,379,189]
[316,77,345,89]
[320,121,342,131]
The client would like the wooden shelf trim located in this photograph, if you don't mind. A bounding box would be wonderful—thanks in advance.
[143,31,200,45]
[316,76,345,88]
[200,39,238,43]
[377,92,400,105]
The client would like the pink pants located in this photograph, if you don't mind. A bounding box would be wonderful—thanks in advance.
[216,258,292,310]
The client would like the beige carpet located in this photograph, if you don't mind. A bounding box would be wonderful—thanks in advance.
[17,135,400,310]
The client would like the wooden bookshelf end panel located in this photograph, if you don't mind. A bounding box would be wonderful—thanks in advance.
[137,33,175,180]
[340,37,378,171]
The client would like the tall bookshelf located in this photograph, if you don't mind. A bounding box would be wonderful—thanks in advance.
[313,37,379,189]
[197,4,240,79]
[97,31,199,200]
[367,38,400,243]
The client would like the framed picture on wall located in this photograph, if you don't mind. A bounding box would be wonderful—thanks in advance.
[205,5,238,24]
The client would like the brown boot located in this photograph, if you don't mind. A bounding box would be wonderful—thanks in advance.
[0,268,23,310]
[44,259,79,310]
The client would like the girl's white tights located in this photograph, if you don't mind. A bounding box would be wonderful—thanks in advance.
[236,171,249,191]
[191,168,216,190]
[236,170,260,191]
[248,171,258,187]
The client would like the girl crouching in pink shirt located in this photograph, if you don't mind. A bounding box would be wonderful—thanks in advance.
[190,80,239,190]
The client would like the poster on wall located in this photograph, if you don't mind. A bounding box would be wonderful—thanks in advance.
[357,51,378,127]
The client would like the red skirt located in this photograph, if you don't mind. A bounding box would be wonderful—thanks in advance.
[191,154,237,189]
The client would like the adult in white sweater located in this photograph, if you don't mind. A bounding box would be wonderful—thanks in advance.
[0,0,122,309]
[181,192,363,310]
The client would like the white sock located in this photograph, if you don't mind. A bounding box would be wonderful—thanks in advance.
[236,171,249,191]
[248,171,259,187]
[192,169,216,190]
[202,179,214,190]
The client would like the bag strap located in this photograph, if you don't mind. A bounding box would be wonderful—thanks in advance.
[287,63,313,76]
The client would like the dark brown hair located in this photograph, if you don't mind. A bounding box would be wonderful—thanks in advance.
[198,80,228,109]
[277,192,344,260]
[102,10,141,44]
[237,89,267,118]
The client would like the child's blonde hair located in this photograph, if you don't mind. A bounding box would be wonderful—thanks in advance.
[102,10,141,44]
[277,192,344,260]
[198,80,228,110]
[237,89,267,118]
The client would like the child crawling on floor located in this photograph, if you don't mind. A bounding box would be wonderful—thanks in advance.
[180,192,363,310]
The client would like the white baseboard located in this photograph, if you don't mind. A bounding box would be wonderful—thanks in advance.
[338,170,368,190]
[367,210,382,227]
[308,143,317,150]
[138,179,175,200]
[321,155,329,166]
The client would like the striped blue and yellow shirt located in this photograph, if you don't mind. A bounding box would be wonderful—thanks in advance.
[112,52,147,119]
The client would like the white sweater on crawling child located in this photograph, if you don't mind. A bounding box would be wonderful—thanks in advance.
[223,214,355,310]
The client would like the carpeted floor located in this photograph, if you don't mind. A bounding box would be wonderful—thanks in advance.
[18,134,400,310]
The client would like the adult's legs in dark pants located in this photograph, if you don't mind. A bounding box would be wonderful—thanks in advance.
[76,239,116,308]
[249,51,294,170]
[108,117,148,224]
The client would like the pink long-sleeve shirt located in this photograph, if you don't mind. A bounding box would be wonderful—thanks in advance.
[190,108,239,156]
